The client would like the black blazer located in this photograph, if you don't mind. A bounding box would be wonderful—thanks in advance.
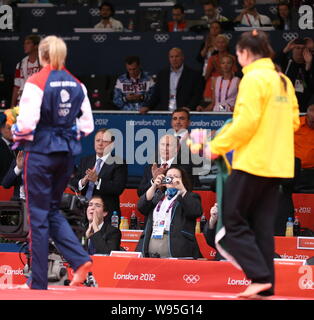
[71,154,128,215]
[89,218,121,254]
[0,137,14,185]
[137,159,194,197]
[137,190,203,258]
[1,159,23,200]
[147,65,204,111]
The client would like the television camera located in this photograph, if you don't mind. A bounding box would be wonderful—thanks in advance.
[0,187,89,286]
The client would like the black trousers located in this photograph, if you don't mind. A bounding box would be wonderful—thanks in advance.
[222,170,280,295]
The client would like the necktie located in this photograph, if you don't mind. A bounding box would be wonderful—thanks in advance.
[161,163,168,170]
[88,239,96,255]
[85,158,102,200]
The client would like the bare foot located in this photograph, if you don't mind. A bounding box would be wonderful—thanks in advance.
[237,283,272,298]
[70,261,92,286]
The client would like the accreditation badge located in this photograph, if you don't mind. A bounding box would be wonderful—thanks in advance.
[151,220,165,239]
[295,79,304,93]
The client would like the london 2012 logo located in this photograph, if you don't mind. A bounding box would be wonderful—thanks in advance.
[0,5,13,30]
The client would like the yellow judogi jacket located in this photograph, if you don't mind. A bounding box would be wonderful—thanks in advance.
[210,58,300,178]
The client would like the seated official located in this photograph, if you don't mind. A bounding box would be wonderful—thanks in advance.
[202,202,224,261]
[85,195,121,255]
[137,166,202,259]
[2,150,24,200]
[294,102,314,192]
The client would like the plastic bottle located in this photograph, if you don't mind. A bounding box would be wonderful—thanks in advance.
[119,216,125,230]
[285,217,294,237]
[293,216,301,236]
[111,211,119,228]
[200,214,207,232]
[128,18,134,31]
[195,219,201,234]
[130,210,138,230]
[123,217,129,230]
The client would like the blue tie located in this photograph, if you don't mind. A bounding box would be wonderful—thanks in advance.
[85,158,102,200]
[88,239,96,255]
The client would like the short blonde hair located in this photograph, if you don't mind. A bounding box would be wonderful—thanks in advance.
[39,35,67,70]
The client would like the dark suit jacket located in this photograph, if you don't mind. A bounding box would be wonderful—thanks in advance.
[89,218,121,254]
[147,65,204,111]
[137,190,203,258]
[0,137,14,185]
[1,159,23,200]
[137,159,194,197]
[71,154,128,215]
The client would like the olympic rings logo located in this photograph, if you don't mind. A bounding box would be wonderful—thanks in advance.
[89,8,100,16]
[282,32,299,42]
[183,274,200,284]
[92,34,107,43]
[154,34,170,43]
[31,9,45,17]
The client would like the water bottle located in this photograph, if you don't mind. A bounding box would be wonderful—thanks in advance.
[200,214,207,232]
[285,217,294,237]
[130,210,138,230]
[173,22,178,32]
[111,211,119,229]
[293,216,301,236]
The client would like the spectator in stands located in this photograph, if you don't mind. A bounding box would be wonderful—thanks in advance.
[203,35,238,101]
[11,34,41,108]
[294,100,314,191]
[201,0,229,28]
[305,37,314,55]
[198,55,240,112]
[170,108,202,186]
[2,150,24,200]
[197,21,222,76]
[276,38,314,112]
[113,56,155,111]
[137,134,194,196]
[0,113,14,185]
[94,1,123,31]
[168,3,188,32]
[85,195,121,255]
[272,2,298,30]
[140,47,204,113]
[137,166,202,258]
[234,0,273,27]
[71,128,127,216]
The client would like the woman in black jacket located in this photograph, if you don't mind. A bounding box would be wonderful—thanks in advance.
[137,166,202,258]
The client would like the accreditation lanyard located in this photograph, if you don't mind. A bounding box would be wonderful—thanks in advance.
[218,77,232,104]
[156,197,177,214]
[245,14,262,27]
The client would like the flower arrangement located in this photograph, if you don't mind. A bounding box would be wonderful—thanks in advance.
[186,128,211,158]
[4,106,19,127]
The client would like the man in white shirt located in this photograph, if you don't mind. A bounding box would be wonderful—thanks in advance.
[11,34,41,107]
[234,0,273,27]
[71,128,128,215]
[94,1,123,31]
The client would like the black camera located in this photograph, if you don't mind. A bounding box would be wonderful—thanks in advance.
[0,201,29,241]
[161,176,173,184]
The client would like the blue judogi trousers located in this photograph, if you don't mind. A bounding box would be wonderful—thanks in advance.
[24,151,91,289]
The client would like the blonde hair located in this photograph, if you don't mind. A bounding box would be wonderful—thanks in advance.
[39,35,67,70]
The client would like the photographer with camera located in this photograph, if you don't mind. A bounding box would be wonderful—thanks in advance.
[276,37,314,112]
[137,166,202,259]
[85,195,121,255]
